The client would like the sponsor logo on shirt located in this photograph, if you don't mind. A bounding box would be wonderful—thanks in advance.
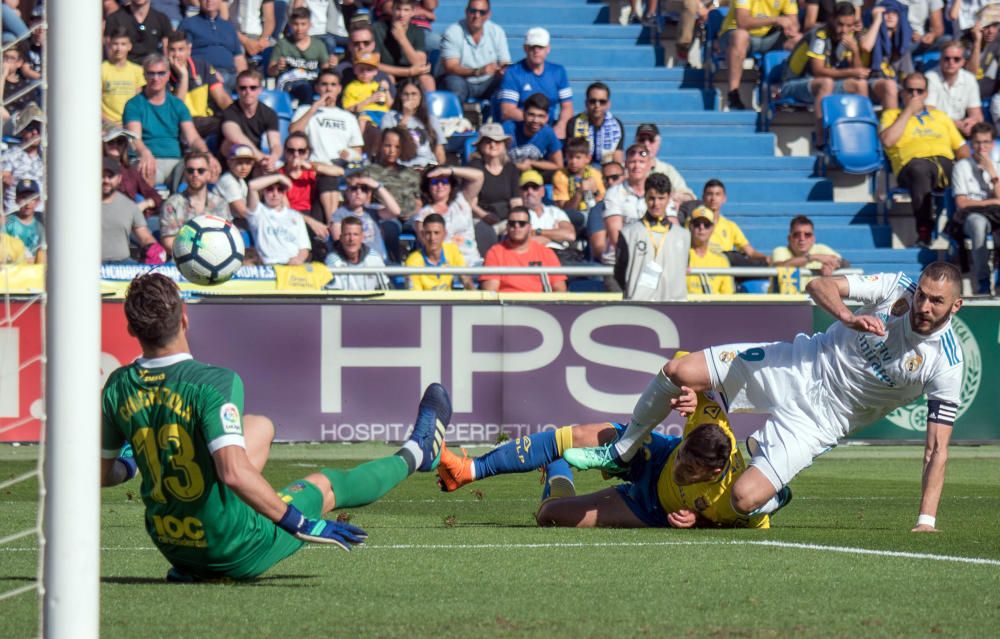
[220,402,241,434]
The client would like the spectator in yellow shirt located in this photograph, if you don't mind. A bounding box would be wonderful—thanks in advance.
[687,206,735,295]
[771,215,847,279]
[720,0,801,110]
[405,213,474,290]
[700,179,770,265]
[102,27,146,124]
[343,51,391,133]
[0,227,27,265]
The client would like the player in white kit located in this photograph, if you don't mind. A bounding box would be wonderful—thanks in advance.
[565,263,964,532]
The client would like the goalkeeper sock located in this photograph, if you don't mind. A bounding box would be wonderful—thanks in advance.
[473,430,562,479]
[396,440,423,474]
[322,456,409,509]
[613,369,681,462]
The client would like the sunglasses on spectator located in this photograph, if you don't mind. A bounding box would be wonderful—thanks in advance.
[587,98,608,105]
[466,7,488,16]
[429,177,451,186]
[603,173,624,184]
[521,183,543,190]
[185,167,208,175]
[351,39,373,47]
[904,87,926,95]
[507,219,531,228]
[943,56,964,62]
[285,147,309,155]
[348,184,372,193]
[792,231,814,238]
[690,219,713,228]
[238,84,261,92]
[146,70,168,77]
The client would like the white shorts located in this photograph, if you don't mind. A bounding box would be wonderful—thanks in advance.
[705,338,838,490]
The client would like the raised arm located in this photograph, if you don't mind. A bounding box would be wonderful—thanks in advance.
[805,275,886,335]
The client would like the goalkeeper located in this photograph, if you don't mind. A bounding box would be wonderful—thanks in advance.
[437,357,778,529]
[100,273,449,581]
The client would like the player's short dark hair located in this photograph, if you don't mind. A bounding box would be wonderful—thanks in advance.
[703,178,726,193]
[920,261,962,296]
[833,1,856,18]
[789,215,814,231]
[970,121,994,138]
[524,93,550,114]
[340,215,364,229]
[124,273,184,349]
[563,137,590,156]
[645,172,672,195]
[586,81,610,99]
[683,424,732,470]
[422,213,446,228]
[289,6,312,21]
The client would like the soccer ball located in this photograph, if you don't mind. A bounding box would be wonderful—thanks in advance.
[173,215,245,285]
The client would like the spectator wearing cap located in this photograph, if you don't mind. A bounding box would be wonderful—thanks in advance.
[343,51,392,132]
[244,172,311,265]
[614,172,690,301]
[123,54,212,188]
[405,212,476,291]
[268,7,336,104]
[498,27,573,139]
[216,144,257,220]
[469,122,521,223]
[102,125,163,214]
[102,27,147,125]
[165,29,233,139]
[502,93,563,173]
[601,144,652,267]
[699,178,770,264]
[567,82,624,166]
[291,68,365,164]
[686,206,734,295]
[158,151,231,255]
[2,105,44,214]
[226,0,276,59]
[324,215,391,291]
[372,0,434,91]
[633,123,695,213]
[719,0,801,110]
[101,156,162,264]
[926,39,983,137]
[771,214,846,279]
[329,171,400,263]
[519,169,576,263]
[440,0,512,103]
[221,69,282,171]
[5,179,45,264]
[968,5,1000,119]
[179,0,248,93]
[481,205,567,293]
[104,0,173,64]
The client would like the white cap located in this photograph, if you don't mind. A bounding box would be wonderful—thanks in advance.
[524,27,550,47]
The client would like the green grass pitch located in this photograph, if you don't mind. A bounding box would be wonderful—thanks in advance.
[2,443,999,638]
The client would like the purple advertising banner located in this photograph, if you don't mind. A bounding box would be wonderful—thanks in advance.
[186,301,813,443]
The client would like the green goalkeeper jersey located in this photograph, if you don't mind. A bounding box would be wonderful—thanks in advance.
[101,353,280,573]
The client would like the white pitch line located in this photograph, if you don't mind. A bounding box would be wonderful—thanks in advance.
[2,539,997,567]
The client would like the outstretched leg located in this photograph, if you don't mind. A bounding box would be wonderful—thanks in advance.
[535,487,647,528]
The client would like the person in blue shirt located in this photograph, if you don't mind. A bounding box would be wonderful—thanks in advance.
[497,27,573,139]
[178,0,247,93]
[501,93,563,173]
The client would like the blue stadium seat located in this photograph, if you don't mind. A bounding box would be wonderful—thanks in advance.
[819,94,883,175]
[259,89,293,152]
[426,90,477,156]
[702,8,728,91]
[759,50,809,131]
[738,278,772,293]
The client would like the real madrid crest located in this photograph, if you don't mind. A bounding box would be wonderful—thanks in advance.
[891,297,910,317]
[904,354,923,373]
[719,351,736,363]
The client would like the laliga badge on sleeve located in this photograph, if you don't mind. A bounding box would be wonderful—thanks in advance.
[220,403,242,434]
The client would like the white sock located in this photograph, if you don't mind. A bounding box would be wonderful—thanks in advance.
[752,493,784,516]
[613,369,681,462]
[398,440,423,474]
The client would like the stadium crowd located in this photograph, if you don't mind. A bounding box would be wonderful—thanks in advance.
[3,0,1000,295]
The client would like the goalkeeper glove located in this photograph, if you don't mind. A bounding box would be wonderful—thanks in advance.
[276,504,368,550]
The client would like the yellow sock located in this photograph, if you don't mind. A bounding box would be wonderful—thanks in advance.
[554,425,574,456]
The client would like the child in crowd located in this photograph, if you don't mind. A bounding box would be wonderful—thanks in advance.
[552,136,605,218]
[5,179,45,264]
[101,27,145,125]
[268,7,335,104]
[342,51,390,131]
[216,144,258,221]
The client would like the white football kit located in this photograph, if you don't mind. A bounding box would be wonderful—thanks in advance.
[705,272,964,489]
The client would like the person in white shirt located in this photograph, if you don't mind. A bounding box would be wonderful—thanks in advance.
[926,40,983,136]
[602,144,652,265]
[215,144,257,220]
[567,263,965,534]
[518,169,575,254]
[325,215,390,290]
[951,121,1000,294]
[245,173,311,265]
[289,68,364,163]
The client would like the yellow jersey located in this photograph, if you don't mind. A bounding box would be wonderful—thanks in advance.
[405,242,465,291]
[880,107,965,175]
[687,247,735,295]
[703,214,750,253]
[101,60,146,123]
[721,0,799,38]
[656,391,770,528]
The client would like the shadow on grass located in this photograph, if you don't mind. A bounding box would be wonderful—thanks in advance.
[101,574,318,586]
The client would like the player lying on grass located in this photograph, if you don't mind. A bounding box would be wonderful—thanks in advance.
[565,264,964,532]
[437,383,772,529]
[100,273,450,581]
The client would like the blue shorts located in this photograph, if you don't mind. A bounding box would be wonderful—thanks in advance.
[611,423,682,528]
